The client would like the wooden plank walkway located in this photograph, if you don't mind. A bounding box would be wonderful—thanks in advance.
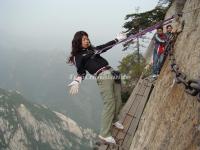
[97,78,154,150]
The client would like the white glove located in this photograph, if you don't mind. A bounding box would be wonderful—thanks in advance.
[68,80,79,95]
[116,32,127,41]
[68,76,82,95]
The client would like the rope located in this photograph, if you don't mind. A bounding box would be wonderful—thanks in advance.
[94,15,176,54]
[93,5,200,56]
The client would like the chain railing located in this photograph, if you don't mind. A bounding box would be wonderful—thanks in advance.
[166,32,200,102]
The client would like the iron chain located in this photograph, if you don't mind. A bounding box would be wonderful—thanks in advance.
[167,34,200,102]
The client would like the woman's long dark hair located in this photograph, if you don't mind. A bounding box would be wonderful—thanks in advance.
[68,31,92,64]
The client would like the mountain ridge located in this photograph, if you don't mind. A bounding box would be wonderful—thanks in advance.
[0,88,96,150]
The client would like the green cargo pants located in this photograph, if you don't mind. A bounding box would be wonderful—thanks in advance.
[96,69,122,137]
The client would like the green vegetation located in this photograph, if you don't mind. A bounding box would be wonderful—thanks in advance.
[118,52,145,103]
[123,1,171,35]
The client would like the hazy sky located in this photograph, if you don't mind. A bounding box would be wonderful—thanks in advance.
[0,0,158,68]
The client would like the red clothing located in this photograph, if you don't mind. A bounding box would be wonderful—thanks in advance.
[157,44,165,55]
[156,34,167,55]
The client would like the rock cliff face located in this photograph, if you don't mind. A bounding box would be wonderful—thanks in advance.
[0,88,96,150]
[130,0,200,150]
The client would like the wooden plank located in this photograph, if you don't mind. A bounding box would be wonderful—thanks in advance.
[137,83,147,95]
[114,117,131,143]
[129,86,151,131]
[122,85,153,148]
[123,117,140,148]
[143,79,149,87]
[120,92,142,122]
[127,81,148,116]
[108,146,116,150]
[121,135,132,150]
[107,144,116,150]
[121,79,143,113]
[122,115,133,132]
[113,82,147,148]
[116,92,145,148]
[112,114,133,138]
[123,85,153,147]
[113,115,133,147]
[147,81,153,87]
[121,86,140,116]
[129,95,143,116]
[116,131,126,145]
[98,144,108,150]
[109,80,144,145]
[126,112,134,117]
[109,116,133,148]
[112,127,119,137]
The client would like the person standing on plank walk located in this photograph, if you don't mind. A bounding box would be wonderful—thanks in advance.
[165,25,174,41]
[161,25,175,66]
[67,31,126,144]
[152,26,167,79]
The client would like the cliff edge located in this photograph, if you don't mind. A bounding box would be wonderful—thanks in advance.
[130,0,200,149]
